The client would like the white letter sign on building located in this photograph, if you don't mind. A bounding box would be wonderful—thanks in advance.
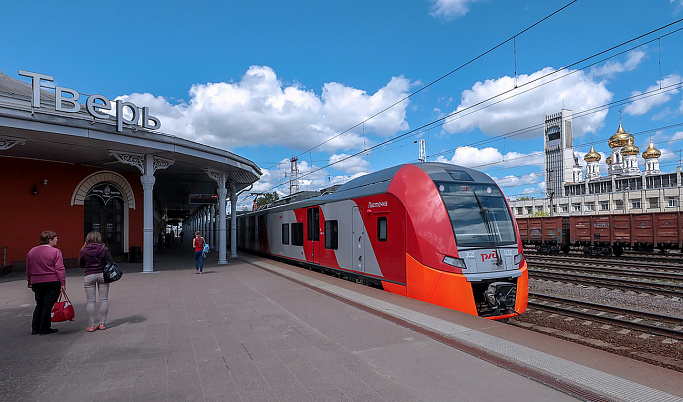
[18,70,161,132]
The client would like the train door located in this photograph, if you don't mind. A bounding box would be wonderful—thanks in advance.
[352,206,364,272]
[307,207,320,263]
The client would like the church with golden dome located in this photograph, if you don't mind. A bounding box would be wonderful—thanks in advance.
[510,110,681,218]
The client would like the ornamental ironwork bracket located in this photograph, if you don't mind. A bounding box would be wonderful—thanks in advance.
[0,136,27,150]
[110,151,174,175]
[153,156,174,173]
[110,151,145,174]
[205,169,226,187]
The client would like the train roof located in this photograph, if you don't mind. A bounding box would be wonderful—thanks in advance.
[250,162,496,214]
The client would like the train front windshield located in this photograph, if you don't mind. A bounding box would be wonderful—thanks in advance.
[436,181,516,248]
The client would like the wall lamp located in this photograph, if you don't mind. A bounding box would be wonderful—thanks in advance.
[31,185,38,195]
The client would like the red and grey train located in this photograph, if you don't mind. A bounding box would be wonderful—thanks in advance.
[234,162,528,320]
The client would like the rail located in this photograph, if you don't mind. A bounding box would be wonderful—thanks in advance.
[528,260,683,280]
[528,293,683,341]
[528,270,683,297]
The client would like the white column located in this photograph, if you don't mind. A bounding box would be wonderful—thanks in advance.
[210,204,216,248]
[204,207,209,244]
[230,184,238,258]
[110,151,172,273]
[217,185,228,264]
[141,155,155,273]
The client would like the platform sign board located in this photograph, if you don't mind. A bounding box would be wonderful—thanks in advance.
[189,194,218,204]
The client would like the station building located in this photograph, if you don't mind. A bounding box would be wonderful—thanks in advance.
[0,69,261,273]
[510,110,682,217]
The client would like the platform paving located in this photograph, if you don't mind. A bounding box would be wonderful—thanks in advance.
[1,241,681,401]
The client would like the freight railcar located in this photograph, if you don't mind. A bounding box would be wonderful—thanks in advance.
[517,212,683,256]
[234,163,528,320]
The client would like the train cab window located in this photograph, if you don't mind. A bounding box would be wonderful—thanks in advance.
[292,223,304,246]
[435,181,515,248]
[324,220,338,249]
[377,217,387,241]
[282,223,289,245]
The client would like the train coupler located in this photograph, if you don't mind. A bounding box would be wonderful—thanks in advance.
[484,282,517,313]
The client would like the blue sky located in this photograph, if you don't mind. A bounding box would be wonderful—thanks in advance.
[3,0,683,206]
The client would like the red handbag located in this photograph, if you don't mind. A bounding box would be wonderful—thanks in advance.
[51,289,75,322]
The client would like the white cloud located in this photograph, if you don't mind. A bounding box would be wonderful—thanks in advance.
[322,76,410,136]
[434,146,544,169]
[442,67,613,139]
[430,0,480,19]
[591,50,647,77]
[491,172,543,188]
[249,158,365,198]
[671,131,683,141]
[673,0,683,13]
[117,66,412,152]
[624,74,683,116]
[328,154,371,174]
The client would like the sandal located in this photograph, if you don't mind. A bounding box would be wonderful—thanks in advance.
[86,326,96,332]
[97,323,106,331]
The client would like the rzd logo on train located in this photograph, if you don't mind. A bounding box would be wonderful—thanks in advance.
[481,251,498,262]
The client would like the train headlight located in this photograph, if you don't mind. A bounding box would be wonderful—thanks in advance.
[443,255,467,269]
[513,252,524,266]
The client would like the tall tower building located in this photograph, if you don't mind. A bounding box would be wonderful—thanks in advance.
[543,109,575,197]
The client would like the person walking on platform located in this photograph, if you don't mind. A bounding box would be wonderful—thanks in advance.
[193,231,205,274]
[179,231,184,243]
[26,230,66,336]
[78,231,111,332]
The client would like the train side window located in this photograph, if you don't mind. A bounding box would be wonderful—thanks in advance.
[282,223,289,245]
[377,217,387,241]
[292,223,304,246]
[324,220,338,249]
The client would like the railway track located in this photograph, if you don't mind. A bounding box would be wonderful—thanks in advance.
[524,249,683,266]
[527,293,683,341]
[528,270,683,297]
[527,260,683,281]
[526,253,683,272]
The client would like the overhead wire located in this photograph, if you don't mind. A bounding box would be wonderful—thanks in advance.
[261,19,683,194]
[257,0,582,173]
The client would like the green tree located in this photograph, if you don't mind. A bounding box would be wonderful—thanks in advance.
[531,210,550,217]
[255,192,279,208]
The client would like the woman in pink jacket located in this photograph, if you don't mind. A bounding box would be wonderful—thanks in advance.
[26,230,66,335]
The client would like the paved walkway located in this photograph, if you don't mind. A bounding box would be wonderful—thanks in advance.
[1,242,681,401]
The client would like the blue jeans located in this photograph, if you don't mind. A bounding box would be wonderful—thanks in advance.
[194,250,204,272]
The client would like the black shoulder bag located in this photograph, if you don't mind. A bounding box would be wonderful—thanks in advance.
[94,256,123,283]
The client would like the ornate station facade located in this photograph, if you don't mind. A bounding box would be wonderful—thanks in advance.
[0,69,261,273]
[510,116,682,218]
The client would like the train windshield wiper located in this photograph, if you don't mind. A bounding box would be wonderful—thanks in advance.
[473,190,503,265]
